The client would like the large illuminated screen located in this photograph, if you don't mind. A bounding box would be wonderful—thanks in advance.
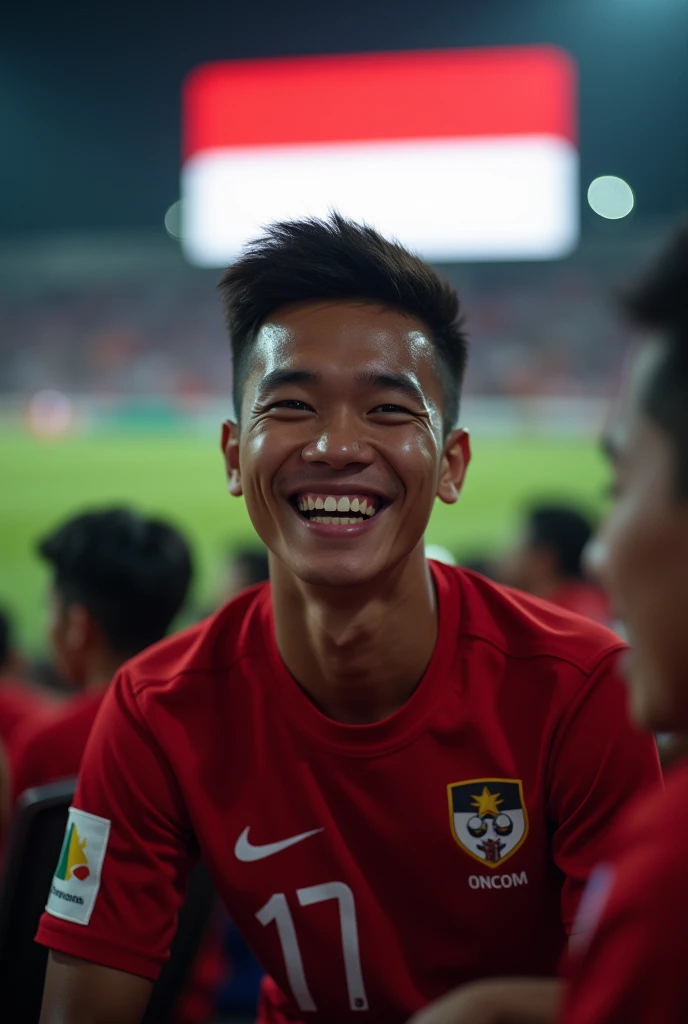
[181,48,578,265]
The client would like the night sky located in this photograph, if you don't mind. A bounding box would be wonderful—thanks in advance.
[2,0,687,237]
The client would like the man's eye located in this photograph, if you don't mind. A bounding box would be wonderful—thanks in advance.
[371,404,412,414]
[269,400,311,411]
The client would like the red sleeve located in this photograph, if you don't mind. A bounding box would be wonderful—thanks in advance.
[35,670,196,980]
[561,836,688,1023]
[546,649,662,932]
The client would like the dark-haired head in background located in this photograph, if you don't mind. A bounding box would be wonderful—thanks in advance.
[10,508,193,801]
[0,608,15,677]
[498,503,611,625]
[224,547,269,599]
[39,507,193,688]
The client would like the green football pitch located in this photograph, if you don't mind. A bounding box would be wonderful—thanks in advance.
[0,432,609,652]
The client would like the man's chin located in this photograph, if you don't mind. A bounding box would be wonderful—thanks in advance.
[290,558,383,589]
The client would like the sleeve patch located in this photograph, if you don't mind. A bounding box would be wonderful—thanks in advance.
[45,807,111,926]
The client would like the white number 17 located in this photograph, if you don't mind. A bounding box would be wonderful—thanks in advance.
[256,881,369,1012]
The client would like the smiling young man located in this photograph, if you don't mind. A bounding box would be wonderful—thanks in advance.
[35,216,660,1024]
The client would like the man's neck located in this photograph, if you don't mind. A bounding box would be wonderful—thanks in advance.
[82,653,122,692]
[271,548,439,724]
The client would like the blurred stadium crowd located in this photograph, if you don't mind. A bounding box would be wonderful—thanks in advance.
[0,256,634,402]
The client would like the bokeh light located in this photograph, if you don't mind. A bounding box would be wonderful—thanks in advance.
[164,199,184,239]
[26,390,74,439]
[587,176,635,219]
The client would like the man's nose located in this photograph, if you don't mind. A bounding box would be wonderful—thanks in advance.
[300,414,374,468]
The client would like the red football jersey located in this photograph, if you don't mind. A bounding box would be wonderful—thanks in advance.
[0,679,49,758]
[9,689,104,804]
[36,563,661,1023]
[561,759,688,1024]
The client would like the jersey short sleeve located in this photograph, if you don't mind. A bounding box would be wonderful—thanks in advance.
[36,669,196,980]
[545,650,662,931]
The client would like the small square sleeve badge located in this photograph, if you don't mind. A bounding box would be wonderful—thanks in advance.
[45,807,111,926]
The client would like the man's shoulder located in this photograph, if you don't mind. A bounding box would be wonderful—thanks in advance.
[445,564,624,674]
[123,581,269,697]
[598,763,688,919]
[10,693,103,797]
[622,760,688,850]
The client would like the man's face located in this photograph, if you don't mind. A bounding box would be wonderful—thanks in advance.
[222,301,469,588]
[587,342,688,731]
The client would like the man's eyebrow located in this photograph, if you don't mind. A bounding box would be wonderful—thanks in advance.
[354,371,426,406]
[255,369,322,401]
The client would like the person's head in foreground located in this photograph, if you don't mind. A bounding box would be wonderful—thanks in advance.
[500,503,594,597]
[218,213,471,590]
[588,225,688,733]
[38,507,193,686]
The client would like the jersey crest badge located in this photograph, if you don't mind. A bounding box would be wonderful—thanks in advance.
[447,778,528,868]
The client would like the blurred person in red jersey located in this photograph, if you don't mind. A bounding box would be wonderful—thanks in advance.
[0,606,50,759]
[558,226,688,1024]
[499,504,612,625]
[409,228,688,1024]
[10,508,193,803]
[7,509,223,1024]
[35,216,660,1024]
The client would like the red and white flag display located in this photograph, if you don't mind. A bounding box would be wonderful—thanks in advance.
[181,48,578,265]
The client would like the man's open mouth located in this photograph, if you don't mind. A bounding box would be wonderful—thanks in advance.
[290,492,384,525]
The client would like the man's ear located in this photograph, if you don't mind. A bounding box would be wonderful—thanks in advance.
[64,603,91,653]
[221,420,243,497]
[437,429,471,505]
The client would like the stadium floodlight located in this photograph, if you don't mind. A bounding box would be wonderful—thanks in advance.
[180,48,579,266]
[587,176,635,220]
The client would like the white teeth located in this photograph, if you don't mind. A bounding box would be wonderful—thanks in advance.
[366,505,375,516]
[315,497,324,510]
[350,498,360,512]
[324,496,337,512]
[337,496,350,512]
[307,496,315,510]
[359,500,368,515]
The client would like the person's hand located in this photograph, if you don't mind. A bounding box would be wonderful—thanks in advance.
[407,978,561,1024]
[407,980,506,1024]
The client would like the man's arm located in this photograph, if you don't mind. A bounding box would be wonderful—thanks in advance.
[406,978,561,1024]
[35,672,195,1008]
[40,952,152,1024]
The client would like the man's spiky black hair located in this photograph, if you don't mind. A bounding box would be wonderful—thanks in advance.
[218,213,468,433]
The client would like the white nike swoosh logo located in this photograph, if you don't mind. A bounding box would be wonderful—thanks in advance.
[234,826,324,862]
